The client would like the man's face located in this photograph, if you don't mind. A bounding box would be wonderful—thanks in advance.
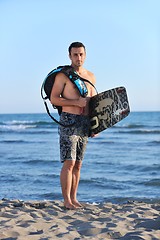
[69,47,86,67]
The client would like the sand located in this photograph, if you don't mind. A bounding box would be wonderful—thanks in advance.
[0,199,159,240]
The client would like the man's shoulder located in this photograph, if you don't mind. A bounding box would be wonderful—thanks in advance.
[54,72,69,87]
[86,69,96,84]
[55,72,68,81]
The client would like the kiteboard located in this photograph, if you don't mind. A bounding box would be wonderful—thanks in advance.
[89,86,130,134]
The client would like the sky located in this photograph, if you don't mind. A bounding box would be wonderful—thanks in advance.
[0,0,159,113]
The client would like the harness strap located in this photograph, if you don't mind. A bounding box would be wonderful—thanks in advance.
[43,101,75,127]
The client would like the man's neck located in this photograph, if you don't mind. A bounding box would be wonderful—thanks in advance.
[71,65,85,75]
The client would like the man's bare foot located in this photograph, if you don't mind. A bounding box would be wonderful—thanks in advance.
[64,202,77,210]
[71,200,83,208]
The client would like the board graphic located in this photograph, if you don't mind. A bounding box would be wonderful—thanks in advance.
[89,86,130,134]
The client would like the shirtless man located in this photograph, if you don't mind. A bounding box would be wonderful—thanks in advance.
[50,42,96,209]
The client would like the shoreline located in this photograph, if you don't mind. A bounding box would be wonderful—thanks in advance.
[0,199,160,240]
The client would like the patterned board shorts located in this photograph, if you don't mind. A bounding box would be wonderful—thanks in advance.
[59,112,90,163]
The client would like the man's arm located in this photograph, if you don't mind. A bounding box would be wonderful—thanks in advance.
[91,74,97,97]
[87,71,97,97]
[88,72,99,137]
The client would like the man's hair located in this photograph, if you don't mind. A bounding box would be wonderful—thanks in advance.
[68,42,86,55]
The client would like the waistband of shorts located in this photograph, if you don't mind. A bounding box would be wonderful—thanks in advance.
[61,112,89,119]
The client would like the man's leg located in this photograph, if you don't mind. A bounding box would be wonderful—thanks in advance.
[70,160,83,207]
[60,160,76,209]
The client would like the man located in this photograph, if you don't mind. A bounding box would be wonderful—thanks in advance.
[50,42,96,209]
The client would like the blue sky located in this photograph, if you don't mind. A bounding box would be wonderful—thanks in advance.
[0,0,159,113]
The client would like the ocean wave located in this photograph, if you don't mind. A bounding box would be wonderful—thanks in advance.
[2,120,56,125]
[103,196,160,204]
[1,174,21,183]
[1,118,159,134]
[0,140,36,144]
[39,192,61,200]
[0,124,36,131]
[22,159,56,165]
[80,178,126,190]
[147,140,160,145]
[139,164,160,172]
[143,179,160,187]
[0,120,57,132]
[117,129,160,134]
[114,124,146,129]
[114,123,160,130]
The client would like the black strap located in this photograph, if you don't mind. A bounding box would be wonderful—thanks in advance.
[41,82,75,127]
[43,101,75,127]
[81,78,98,94]
[63,66,98,95]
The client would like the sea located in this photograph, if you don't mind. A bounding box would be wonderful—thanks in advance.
[0,112,160,204]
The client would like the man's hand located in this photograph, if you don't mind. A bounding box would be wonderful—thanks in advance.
[76,96,87,107]
[90,133,99,138]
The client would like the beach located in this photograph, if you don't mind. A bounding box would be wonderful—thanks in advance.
[0,199,160,240]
